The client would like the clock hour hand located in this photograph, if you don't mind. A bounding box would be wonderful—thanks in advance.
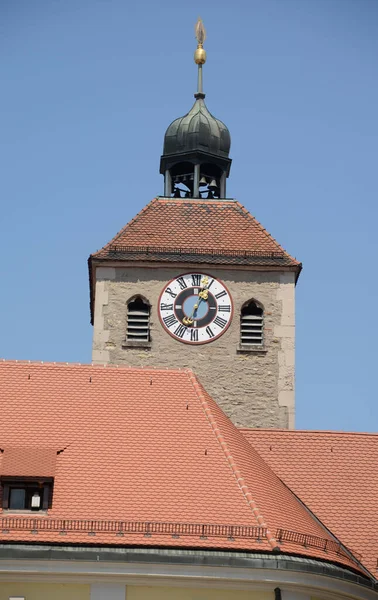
[183,298,202,325]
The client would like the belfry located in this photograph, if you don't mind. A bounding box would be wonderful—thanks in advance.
[160,19,231,200]
[89,18,302,429]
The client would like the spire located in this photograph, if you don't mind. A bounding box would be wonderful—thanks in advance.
[194,18,206,98]
[160,19,232,200]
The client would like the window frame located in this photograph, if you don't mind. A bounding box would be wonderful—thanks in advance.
[1,477,53,512]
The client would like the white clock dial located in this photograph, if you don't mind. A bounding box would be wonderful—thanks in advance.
[158,273,233,344]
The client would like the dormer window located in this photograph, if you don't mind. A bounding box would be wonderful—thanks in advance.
[0,447,56,512]
[3,479,52,511]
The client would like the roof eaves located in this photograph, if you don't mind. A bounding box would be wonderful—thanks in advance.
[274,472,373,580]
[234,200,301,269]
[88,254,95,325]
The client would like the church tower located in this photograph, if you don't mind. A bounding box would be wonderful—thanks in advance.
[89,20,301,429]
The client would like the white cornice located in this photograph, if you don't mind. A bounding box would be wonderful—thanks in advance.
[0,560,376,600]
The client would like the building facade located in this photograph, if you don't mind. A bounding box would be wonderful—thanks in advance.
[1,18,377,600]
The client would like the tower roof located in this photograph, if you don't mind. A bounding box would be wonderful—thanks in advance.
[163,94,231,160]
[91,198,300,263]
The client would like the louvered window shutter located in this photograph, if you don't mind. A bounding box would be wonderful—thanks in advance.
[240,301,263,345]
[127,298,150,341]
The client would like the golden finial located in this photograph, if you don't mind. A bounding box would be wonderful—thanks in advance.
[194,17,207,65]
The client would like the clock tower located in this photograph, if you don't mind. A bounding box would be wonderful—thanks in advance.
[88,19,301,429]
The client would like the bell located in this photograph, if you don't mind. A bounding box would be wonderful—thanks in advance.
[199,176,207,187]
[208,179,218,190]
[207,190,214,199]
[185,190,191,198]
[174,187,182,198]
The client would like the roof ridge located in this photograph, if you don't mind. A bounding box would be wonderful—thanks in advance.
[239,428,378,437]
[185,370,279,551]
[234,201,300,265]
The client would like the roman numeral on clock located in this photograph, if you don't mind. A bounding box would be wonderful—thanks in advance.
[177,277,187,290]
[215,290,227,299]
[214,316,227,329]
[218,304,231,312]
[206,326,215,339]
[190,329,199,342]
[174,324,187,338]
[165,287,177,299]
[160,303,173,311]
[163,314,178,328]
[191,274,201,286]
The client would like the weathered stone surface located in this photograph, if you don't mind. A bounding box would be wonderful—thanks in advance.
[92,266,295,429]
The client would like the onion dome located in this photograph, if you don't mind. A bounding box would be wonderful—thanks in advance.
[160,18,232,200]
[163,94,231,159]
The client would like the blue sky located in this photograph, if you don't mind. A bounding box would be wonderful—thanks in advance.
[1,0,377,431]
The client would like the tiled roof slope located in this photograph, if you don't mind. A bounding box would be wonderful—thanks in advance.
[0,361,363,576]
[91,198,301,268]
[240,429,378,577]
[1,447,56,477]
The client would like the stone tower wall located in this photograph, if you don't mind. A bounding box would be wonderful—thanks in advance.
[92,265,295,429]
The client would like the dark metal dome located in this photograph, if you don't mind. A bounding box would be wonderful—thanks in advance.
[163,93,231,159]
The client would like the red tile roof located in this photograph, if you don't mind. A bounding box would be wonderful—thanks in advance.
[91,198,300,266]
[1,447,56,478]
[0,361,363,577]
[240,428,378,578]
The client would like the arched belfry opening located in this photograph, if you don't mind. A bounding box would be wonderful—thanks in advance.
[160,18,232,199]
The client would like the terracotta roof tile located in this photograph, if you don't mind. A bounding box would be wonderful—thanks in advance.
[0,361,364,577]
[1,447,56,477]
[240,428,378,578]
[91,198,300,267]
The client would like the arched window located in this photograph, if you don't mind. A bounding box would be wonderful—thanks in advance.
[240,300,264,345]
[126,297,150,342]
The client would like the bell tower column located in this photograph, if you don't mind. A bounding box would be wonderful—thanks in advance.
[193,164,200,198]
[164,169,172,197]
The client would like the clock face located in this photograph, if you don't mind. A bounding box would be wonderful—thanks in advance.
[158,273,233,344]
